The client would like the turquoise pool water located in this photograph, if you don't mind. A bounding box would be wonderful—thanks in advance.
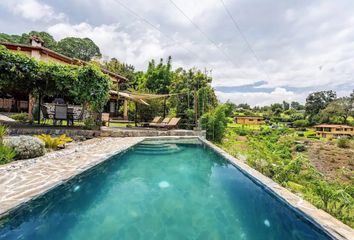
[0,139,331,240]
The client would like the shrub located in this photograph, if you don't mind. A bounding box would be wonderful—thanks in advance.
[0,145,16,164]
[297,132,304,137]
[36,134,73,149]
[200,105,228,143]
[306,133,320,139]
[337,138,350,148]
[295,144,306,152]
[289,113,305,122]
[4,136,45,159]
[10,113,29,122]
[83,117,100,130]
[235,128,248,136]
[293,119,310,128]
[0,124,8,143]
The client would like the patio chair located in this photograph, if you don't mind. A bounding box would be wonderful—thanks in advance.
[54,104,68,126]
[41,105,52,124]
[148,116,162,127]
[162,117,181,129]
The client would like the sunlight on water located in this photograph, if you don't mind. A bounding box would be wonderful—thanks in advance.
[158,181,170,188]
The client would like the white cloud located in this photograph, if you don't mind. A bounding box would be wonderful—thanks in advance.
[216,88,305,106]
[2,0,354,105]
[1,0,65,21]
[47,22,166,69]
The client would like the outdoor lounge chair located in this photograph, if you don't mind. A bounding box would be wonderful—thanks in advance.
[151,117,170,127]
[148,116,162,127]
[164,117,181,129]
[154,117,181,129]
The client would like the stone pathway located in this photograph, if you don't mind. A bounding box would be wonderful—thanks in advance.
[0,137,144,216]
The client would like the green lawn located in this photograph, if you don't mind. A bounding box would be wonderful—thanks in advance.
[227,122,267,130]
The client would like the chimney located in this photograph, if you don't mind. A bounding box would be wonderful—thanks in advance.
[30,35,44,47]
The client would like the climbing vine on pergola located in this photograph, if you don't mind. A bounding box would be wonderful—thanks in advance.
[0,46,112,114]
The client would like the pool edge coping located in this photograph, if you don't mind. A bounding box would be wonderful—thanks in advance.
[198,137,353,240]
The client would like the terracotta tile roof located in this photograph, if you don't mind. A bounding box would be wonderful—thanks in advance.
[0,42,127,83]
[314,124,354,129]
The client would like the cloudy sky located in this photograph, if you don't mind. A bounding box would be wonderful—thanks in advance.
[1,0,353,105]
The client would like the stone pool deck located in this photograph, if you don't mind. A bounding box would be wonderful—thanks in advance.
[0,136,353,239]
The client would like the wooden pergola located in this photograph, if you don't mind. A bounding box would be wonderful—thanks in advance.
[109,91,174,121]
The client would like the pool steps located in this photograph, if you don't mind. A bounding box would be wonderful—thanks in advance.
[134,143,181,155]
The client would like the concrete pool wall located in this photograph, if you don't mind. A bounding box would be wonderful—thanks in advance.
[0,136,352,239]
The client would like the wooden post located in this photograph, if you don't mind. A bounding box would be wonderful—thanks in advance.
[163,97,167,118]
[123,99,128,120]
[37,92,41,124]
[134,102,138,127]
[194,90,198,127]
[28,93,35,122]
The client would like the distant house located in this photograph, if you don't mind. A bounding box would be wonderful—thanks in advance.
[234,116,265,125]
[314,124,354,138]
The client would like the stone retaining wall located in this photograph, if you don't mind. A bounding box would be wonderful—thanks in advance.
[6,126,205,139]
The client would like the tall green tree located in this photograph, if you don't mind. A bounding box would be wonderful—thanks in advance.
[0,31,57,50]
[57,37,101,61]
[169,67,217,127]
[103,58,137,90]
[290,101,304,110]
[320,97,354,124]
[200,105,228,142]
[270,103,283,117]
[305,90,336,123]
[282,101,290,111]
[144,57,173,94]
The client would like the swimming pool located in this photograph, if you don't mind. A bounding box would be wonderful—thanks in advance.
[0,139,331,239]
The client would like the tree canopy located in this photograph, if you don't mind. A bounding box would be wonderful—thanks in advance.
[320,97,354,124]
[305,90,336,123]
[57,37,101,61]
[0,31,100,61]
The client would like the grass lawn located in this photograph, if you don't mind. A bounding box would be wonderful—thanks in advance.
[107,122,131,128]
[227,122,267,130]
